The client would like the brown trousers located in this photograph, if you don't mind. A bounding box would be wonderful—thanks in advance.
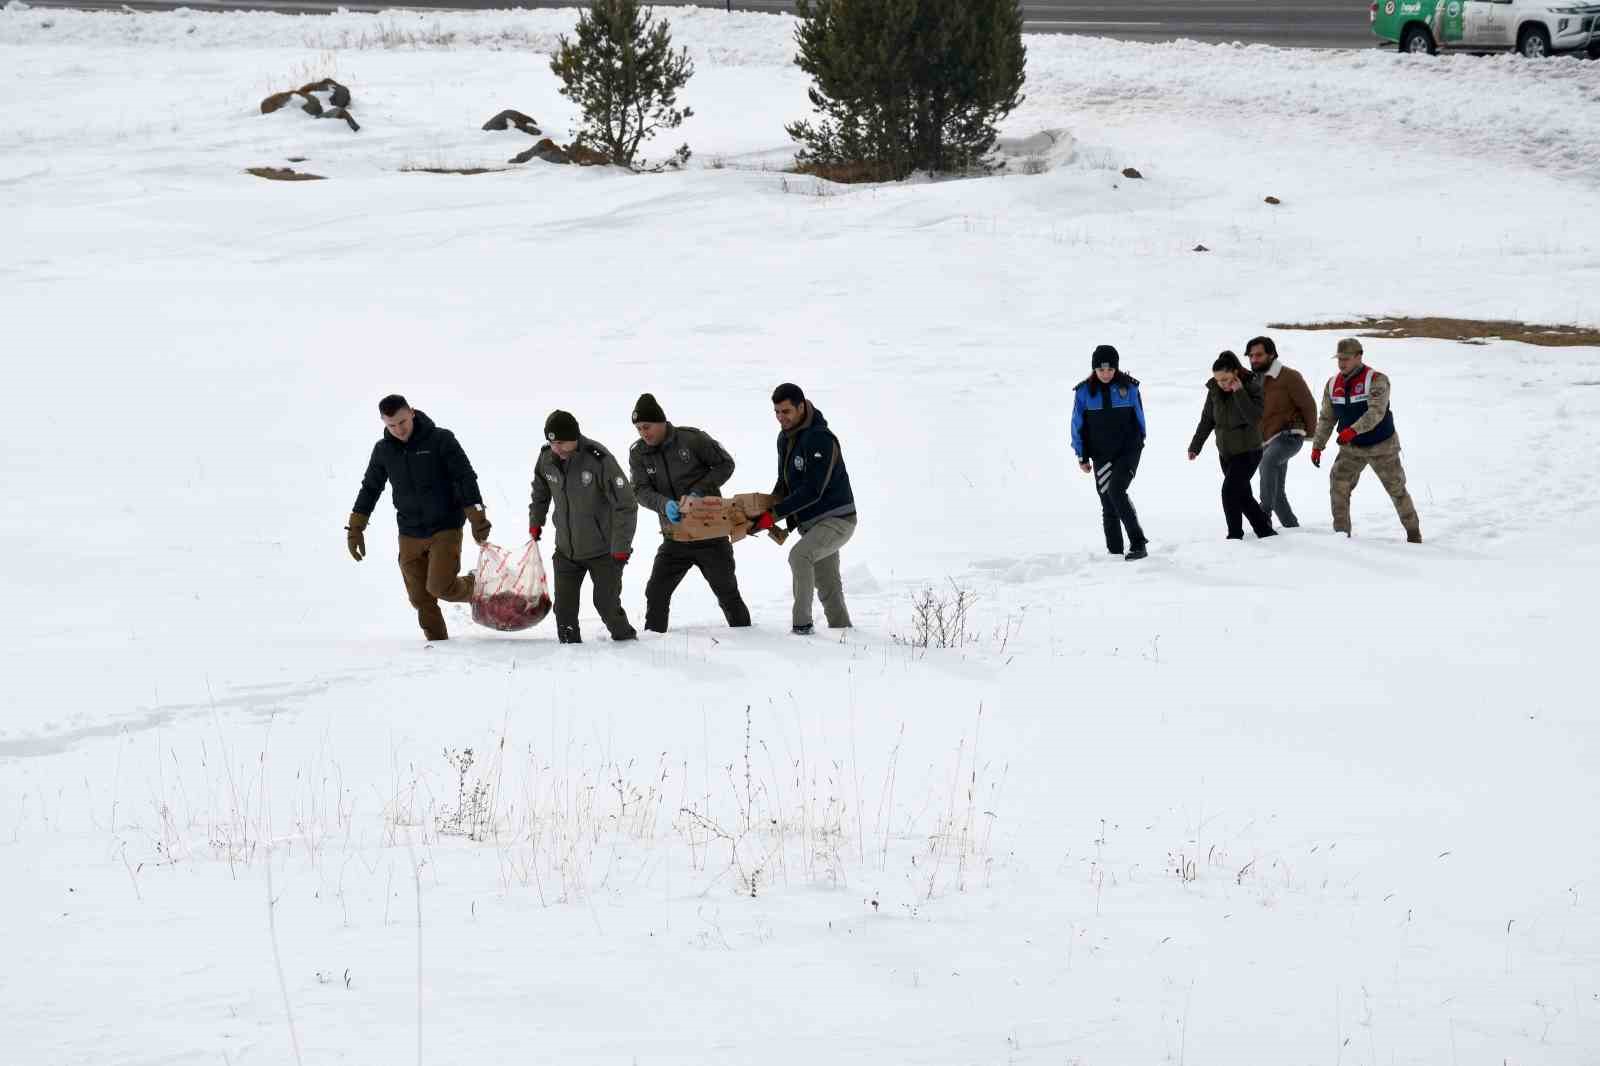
[398,527,473,640]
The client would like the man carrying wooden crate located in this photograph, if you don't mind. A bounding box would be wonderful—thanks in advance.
[749,383,858,636]
[627,393,753,633]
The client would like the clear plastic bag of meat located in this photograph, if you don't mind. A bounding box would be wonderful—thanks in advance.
[470,540,552,632]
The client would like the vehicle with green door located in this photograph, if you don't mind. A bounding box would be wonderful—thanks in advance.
[1371,0,1600,56]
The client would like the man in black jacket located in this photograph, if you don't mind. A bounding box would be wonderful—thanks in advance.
[627,393,751,633]
[347,395,491,641]
[748,384,857,635]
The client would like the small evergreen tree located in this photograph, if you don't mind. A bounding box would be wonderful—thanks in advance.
[788,0,1025,181]
[550,0,694,169]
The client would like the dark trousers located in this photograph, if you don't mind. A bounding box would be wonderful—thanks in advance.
[1219,450,1274,539]
[1092,450,1146,554]
[552,552,636,643]
[645,538,751,633]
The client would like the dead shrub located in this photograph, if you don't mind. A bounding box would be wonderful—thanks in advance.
[1270,316,1600,348]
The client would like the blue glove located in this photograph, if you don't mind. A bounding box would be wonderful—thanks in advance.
[664,500,682,523]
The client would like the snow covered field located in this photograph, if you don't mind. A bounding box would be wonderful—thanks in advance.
[3,6,1600,1064]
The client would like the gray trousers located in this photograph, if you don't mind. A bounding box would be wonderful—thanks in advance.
[1257,433,1305,529]
[789,515,856,628]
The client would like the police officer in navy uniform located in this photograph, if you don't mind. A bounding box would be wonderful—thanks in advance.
[1310,338,1422,543]
[1071,345,1149,560]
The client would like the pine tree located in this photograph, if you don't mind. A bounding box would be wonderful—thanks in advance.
[550,0,694,169]
[787,0,1025,181]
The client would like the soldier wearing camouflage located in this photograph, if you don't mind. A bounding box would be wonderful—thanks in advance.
[1312,338,1422,543]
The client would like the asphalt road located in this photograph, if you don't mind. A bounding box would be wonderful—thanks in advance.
[22,0,1382,49]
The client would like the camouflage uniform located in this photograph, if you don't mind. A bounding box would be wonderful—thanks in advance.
[1313,362,1422,540]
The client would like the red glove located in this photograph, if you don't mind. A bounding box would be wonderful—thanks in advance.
[1310,449,1323,468]
[1336,427,1357,445]
[612,551,631,565]
[529,525,542,541]
[751,512,776,532]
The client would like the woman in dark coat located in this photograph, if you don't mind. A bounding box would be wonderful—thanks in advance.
[1187,351,1278,540]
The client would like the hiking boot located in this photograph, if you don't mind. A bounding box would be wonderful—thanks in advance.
[792,623,815,636]
[1406,529,1423,544]
[1125,547,1148,561]
[1257,528,1279,539]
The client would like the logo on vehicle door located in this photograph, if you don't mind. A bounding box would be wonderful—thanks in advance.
[1400,0,1420,12]
[1384,0,1395,14]
[1446,1,1459,15]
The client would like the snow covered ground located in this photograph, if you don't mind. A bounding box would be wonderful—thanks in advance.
[3,6,1600,1064]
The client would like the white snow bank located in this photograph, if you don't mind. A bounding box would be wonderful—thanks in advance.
[4,5,1600,179]
[2,9,1598,1065]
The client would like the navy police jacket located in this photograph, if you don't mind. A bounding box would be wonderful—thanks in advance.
[1071,373,1147,461]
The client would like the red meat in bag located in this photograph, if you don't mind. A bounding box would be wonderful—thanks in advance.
[470,541,552,632]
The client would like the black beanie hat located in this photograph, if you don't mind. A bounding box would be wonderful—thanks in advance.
[631,393,666,424]
[1092,345,1120,371]
[544,410,580,442]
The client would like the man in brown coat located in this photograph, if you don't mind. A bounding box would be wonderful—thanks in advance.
[1246,336,1319,529]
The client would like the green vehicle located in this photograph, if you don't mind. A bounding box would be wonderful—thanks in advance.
[1371,0,1600,56]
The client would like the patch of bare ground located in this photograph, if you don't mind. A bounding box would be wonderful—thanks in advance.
[791,160,899,184]
[246,167,325,181]
[1270,316,1600,348]
[399,166,507,176]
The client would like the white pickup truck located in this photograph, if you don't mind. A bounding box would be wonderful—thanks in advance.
[1371,0,1600,57]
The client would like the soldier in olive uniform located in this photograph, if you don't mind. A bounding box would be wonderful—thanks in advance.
[627,393,751,633]
[528,410,639,644]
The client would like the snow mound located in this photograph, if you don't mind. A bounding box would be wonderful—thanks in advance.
[992,128,1076,173]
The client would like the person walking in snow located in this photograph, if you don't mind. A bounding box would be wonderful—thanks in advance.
[1071,344,1149,561]
[1310,338,1423,543]
[1246,335,1319,530]
[528,410,639,644]
[746,384,857,635]
[1188,352,1278,540]
[346,395,492,642]
[627,393,752,633]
